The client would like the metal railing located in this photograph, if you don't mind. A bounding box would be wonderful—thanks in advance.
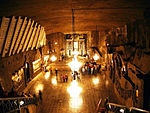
[106,102,149,113]
[96,98,102,112]
[0,97,38,113]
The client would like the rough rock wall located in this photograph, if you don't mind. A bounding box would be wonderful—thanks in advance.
[101,19,150,108]
[0,48,43,92]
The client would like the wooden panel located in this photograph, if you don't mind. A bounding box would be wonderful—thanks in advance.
[17,19,31,54]
[0,17,10,55]
[9,16,23,56]
[31,25,41,50]
[26,22,37,51]
[22,20,34,52]
[36,27,44,49]
[2,16,17,57]
[13,17,27,55]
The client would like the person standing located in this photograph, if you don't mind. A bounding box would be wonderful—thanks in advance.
[82,67,85,75]
[91,67,93,75]
[39,90,42,102]
[65,74,68,82]
[60,74,63,83]
[50,67,52,74]
[63,75,66,83]
[77,72,81,81]
[55,68,58,77]
[0,83,5,98]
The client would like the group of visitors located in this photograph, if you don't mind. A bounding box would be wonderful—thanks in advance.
[81,61,102,75]
[63,74,68,83]
[71,71,81,81]
[60,74,68,83]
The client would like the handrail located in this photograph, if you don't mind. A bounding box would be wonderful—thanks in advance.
[129,107,149,113]
[0,97,33,100]
[0,96,38,113]
[96,98,102,112]
[107,102,127,108]
[107,102,149,113]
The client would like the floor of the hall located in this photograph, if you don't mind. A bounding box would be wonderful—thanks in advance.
[23,63,119,113]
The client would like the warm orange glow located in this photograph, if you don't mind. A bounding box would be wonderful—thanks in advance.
[70,96,83,108]
[45,72,50,80]
[67,80,82,97]
[93,54,99,61]
[19,101,24,105]
[92,78,99,85]
[44,55,49,61]
[35,84,44,94]
[68,50,82,71]
[33,59,41,65]
[50,55,57,62]
[68,80,83,109]
[51,77,57,85]
[122,66,126,72]
[105,80,109,86]
[136,90,139,97]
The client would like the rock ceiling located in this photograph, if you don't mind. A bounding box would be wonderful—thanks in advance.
[0,0,150,35]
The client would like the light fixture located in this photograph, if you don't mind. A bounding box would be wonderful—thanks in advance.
[93,77,100,85]
[67,80,82,97]
[35,83,44,94]
[19,101,24,106]
[68,51,82,72]
[122,66,126,72]
[50,55,57,62]
[120,108,125,113]
[51,77,57,85]
[93,54,99,61]
[25,63,28,68]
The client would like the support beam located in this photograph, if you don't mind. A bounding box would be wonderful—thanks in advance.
[13,17,27,55]
[2,16,16,57]
[31,25,40,50]
[9,16,22,56]
[36,27,44,49]
[17,19,31,54]
[0,17,10,55]
[26,22,37,51]
[22,20,34,52]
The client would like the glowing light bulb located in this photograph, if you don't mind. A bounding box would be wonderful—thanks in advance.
[50,55,57,62]
[93,54,99,61]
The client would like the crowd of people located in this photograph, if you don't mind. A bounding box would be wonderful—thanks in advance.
[81,61,102,75]
[71,71,81,81]
[48,61,102,83]
[60,74,68,83]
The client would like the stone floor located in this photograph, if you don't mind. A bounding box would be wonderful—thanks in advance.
[23,62,119,113]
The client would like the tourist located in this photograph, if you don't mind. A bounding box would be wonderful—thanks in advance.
[39,90,42,101]
[55,68,58,77]
[65,74,68,82]
[0,83,5,98]
[63,75,66,83]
